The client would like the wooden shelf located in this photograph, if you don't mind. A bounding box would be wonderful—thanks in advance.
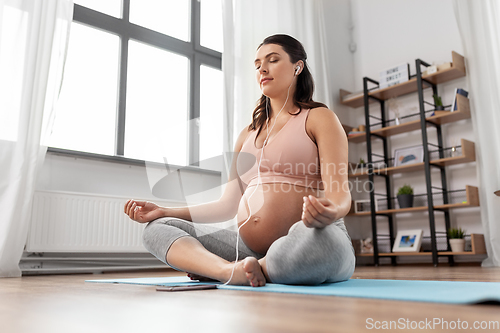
[347,95,471,143]
[356,234,486,257]
[348,138,475,178]
[347,132,367,143]
[339,89,377,109]
[347,185,479,217]
[430,138,476,167]
[340,51,466,108]
[348,163,425,178]
[379,252,432,257]
[444,233,487,255]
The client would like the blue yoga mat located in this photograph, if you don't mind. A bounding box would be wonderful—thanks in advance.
[86,276,500,305]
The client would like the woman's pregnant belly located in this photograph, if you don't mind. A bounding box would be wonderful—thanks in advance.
[236,183,322,254]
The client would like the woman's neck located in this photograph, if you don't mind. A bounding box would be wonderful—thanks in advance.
[268,95,296,120]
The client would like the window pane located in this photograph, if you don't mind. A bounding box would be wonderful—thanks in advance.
[125,40,189,165]
[74,0,122,18]
[49,23,119,155]
[129,0,190,42]
[200,0,223,52]
[199,65,223,163]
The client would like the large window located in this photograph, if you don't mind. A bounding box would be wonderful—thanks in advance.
[49,0,223,168]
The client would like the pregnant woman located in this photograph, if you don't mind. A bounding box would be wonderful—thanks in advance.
[124,34,355,287]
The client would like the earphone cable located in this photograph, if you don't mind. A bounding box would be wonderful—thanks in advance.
[223,74,295,286]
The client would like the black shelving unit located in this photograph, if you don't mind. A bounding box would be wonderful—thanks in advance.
[359,57,463,266]
[341,51,483,265]
[362,77,396,266]
[415,59,453,266]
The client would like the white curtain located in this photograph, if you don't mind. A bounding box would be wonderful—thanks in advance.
[0,0,73,277]
[221,0,332,161]
[453,0,500,267]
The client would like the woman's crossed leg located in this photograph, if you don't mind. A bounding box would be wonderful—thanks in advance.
[142,217,354,287]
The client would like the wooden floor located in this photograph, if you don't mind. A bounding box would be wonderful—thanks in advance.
[1,264,500,333]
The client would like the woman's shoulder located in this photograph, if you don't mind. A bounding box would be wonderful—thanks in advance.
[307,107,340,126]
[306,107,345,139]
[308,106,334,117]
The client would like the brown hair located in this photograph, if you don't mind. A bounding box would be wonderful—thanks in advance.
[248,34,327,133]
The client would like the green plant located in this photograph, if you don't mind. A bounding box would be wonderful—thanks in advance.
[448,227,466,239]
[397,184,413,195]
[359,158,365,165]
[433,94,443,107]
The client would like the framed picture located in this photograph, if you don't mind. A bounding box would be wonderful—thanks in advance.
[354,199,378,213]
[394,145,424,167]
[392,229,423,253]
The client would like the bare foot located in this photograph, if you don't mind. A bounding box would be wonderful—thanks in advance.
[186,273,217,282]
[225,257,266,287]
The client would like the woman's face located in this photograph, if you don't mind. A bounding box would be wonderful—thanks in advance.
[254,43,298,98]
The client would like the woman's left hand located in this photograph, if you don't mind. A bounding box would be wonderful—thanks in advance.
[301,195,340,229]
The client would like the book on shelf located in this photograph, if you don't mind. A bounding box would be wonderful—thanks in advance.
[450,88,469,112]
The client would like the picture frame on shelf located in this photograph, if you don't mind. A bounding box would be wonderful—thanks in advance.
[394,145,424,167]
[392,229,423,253]
[354,199,378,213]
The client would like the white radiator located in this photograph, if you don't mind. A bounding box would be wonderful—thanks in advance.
[26,191,179,253]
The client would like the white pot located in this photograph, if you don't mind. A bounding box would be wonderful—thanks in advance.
[449,238,465,252]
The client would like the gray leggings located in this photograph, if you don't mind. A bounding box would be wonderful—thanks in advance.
[143,217,355,285]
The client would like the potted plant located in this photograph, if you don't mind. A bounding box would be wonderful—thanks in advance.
[397,184,414,208]
[433,94,444,110]
[448,227,466,252]
[356,157,367,170]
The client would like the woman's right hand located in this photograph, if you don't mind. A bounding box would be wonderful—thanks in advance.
[124,199,164,223]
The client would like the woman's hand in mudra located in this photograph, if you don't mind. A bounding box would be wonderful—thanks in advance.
[124,199,163,223]
[301,195,339,229]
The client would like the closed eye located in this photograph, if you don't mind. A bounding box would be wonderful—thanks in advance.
[255,60,278,70]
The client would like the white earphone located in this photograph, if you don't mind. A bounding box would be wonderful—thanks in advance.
[295,65,300,76]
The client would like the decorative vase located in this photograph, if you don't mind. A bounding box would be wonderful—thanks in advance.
[449,238,465,252]
[397,194,414,209]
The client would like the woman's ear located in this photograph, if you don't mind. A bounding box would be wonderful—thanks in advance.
[295,60,305,75]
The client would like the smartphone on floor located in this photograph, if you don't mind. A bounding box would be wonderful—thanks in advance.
[156,284,218,292]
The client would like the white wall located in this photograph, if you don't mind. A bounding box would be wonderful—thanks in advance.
[321,0,356,125]
[37,153,223,204]
[344,0,482,262]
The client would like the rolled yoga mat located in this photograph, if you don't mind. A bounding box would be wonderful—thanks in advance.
[86,276,500,305]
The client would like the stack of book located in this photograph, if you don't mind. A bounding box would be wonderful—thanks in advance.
[450,88,468,112]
